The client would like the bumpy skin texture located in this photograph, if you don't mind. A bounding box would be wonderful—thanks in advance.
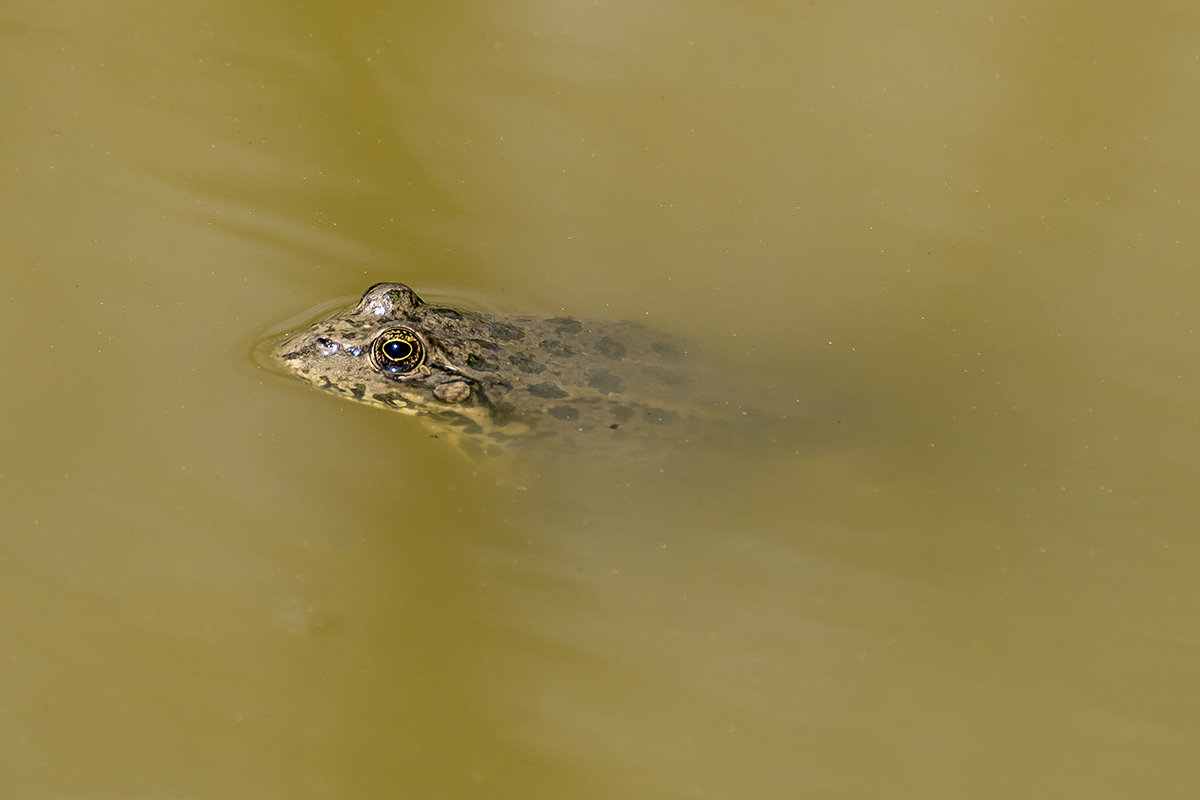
[274,283,708,447]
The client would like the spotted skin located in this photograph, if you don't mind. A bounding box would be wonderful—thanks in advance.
[272,283,721,449]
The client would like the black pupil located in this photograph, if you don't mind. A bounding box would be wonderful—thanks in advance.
[383,339,412,360]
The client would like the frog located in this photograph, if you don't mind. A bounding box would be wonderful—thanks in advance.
[271,282,747,451]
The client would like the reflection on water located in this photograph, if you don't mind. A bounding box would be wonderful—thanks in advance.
[4,1,1200,798]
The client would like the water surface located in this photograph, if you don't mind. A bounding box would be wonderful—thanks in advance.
[3,2,1200,798]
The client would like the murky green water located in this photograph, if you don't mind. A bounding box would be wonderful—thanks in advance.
[4,2,1200,797]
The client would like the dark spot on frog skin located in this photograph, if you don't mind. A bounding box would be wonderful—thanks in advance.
[431,410,485,434]
[586,370,623,394]
[508,353,545,374]
[549,317,582,335]
[489,401,518,423]
[488,322,525,342]
[610,405,635,422]
[372,392,410,408]
[539,338,576,357]
[466,354,497,371]
[595,337,627,359]
[641,366,688,386]
[528,381,568,399]
[651,340,683,360]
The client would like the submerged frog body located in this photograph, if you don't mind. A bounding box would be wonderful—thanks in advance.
[273,282,725,449]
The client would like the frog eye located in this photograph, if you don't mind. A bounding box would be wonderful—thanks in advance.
[371,327,426,376]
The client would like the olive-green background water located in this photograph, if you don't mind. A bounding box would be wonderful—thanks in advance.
[4,2,1200,798]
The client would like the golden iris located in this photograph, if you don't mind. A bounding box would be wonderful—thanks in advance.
[371,328,425,375]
